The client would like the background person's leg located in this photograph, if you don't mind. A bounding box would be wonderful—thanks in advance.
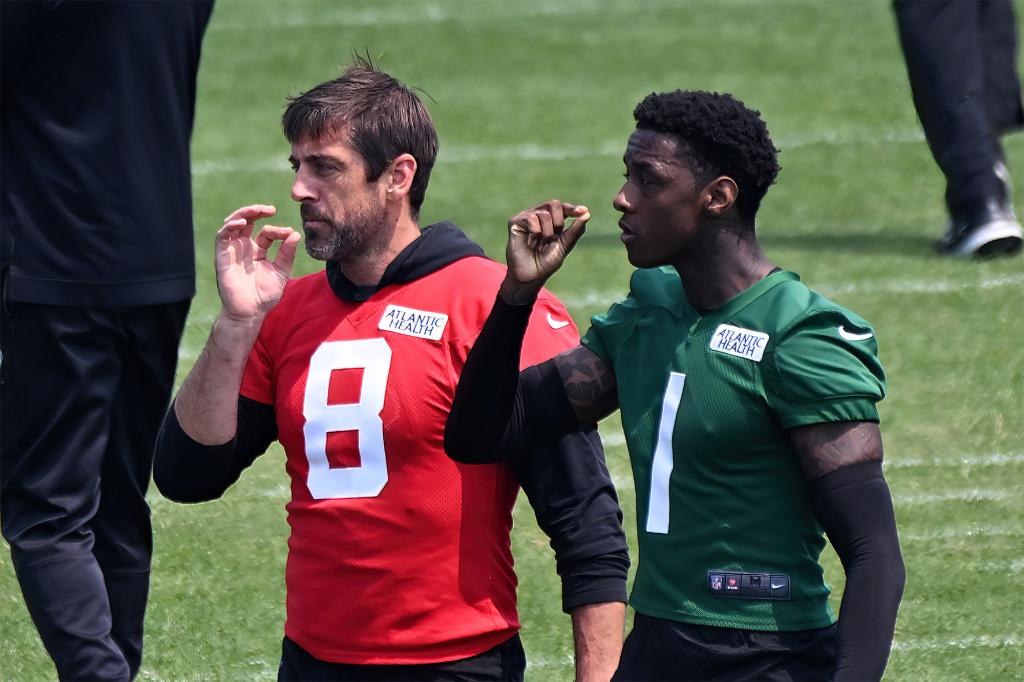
[1,302,130,681]
[979,0,1024,137]
[93,300,189,678]
[894,0,1004,220]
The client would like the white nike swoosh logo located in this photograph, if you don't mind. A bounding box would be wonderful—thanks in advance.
[770,582,787,590]
[838,325,873,341]
[546,313,570,330]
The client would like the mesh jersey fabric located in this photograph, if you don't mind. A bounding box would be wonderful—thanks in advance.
[240,255,581,664]
[582,268,885,631]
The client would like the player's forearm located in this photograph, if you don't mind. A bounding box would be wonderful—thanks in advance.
[154,395,276,503]
[445,294,536,463]
[174,313,264,445]
[811,461,905,681]
[570,602,625,682]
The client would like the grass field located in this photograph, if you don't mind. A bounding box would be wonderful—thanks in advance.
[2,0,1023,679]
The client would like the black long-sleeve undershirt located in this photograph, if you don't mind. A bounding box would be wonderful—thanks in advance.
[446,295,577,464]
[153,396,277,503]
[810,461,906,681]
[153,394,628,612]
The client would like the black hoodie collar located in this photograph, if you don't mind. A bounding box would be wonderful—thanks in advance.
[326,221,485,302]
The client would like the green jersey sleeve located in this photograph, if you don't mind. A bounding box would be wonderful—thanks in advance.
[581,268,675,361]
[765,305,886,429]
[581,294,636,362]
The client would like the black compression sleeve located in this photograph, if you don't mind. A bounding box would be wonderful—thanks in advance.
[511,428,629,612]
[153,396,278,503]
[810,461,906,681]
[445,295,578,464]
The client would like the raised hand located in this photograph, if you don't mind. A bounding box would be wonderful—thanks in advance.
[215,204,302,321]
[501,199,590,304]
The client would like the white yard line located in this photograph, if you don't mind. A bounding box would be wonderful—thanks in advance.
[524,653,576,671]
[191,158,289,175]
[209,0,804,32]
[559,290,629,310]
[893,489,1013,505]
[564,273,1024,308]
[900,525,1021,541]
[819,273,1024,296]
[886,452,1024,468]
[975,558,1024,574]
[191,127,925,177]
[892,633,1022,652]
[600,433,1024,472]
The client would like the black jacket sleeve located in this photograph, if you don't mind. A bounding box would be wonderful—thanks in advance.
[153,395,279,503]
[445,295,578,463]
[509,428,630,613]
[810,461,906,681]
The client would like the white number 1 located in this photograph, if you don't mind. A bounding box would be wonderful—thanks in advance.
[646,372,686,534]
[302,338,392,500]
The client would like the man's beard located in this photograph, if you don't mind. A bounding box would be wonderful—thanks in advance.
[301,202,386,263]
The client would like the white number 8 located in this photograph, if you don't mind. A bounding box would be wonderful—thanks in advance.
[302,338,392,500]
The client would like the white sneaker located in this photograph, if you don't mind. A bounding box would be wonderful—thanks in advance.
[942,200,1024,259]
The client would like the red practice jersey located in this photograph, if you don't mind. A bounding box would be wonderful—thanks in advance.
[240,254,579,664]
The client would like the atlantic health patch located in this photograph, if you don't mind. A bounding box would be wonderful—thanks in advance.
[709,324,769,362]
[378,304,448,340]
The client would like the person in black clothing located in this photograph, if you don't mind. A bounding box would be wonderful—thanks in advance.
[894,0,1023,257]
[152,60,628,680]
[0,2,213,679]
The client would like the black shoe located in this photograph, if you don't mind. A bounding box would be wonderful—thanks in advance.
[939,198,1023,258]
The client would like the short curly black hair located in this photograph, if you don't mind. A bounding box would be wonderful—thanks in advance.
[634,91,780,221]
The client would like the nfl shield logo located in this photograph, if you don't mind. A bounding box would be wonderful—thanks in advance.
[710,574,723,591]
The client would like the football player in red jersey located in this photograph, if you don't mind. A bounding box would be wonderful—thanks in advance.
[153,57,629,681]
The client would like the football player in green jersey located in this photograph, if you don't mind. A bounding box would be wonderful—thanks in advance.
[446,91,905,681]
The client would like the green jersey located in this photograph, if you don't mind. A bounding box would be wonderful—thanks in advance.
[582,268,885,631]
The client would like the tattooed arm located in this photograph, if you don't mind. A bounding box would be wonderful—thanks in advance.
[789,420,883,479]
[552,345,619,426]
[445,292,619,464]
[790,421,905,681]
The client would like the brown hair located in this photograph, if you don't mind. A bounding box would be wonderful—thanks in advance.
[283,56,438,216]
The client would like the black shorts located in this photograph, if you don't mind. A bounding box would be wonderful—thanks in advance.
[613,612,837,681]
[278,634,526,682]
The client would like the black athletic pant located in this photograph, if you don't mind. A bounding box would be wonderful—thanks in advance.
[0,300,189,681]
[894,0,1024,218]
[278,634,527,682]
[613,613,837,682]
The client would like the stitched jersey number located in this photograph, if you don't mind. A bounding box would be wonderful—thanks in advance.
[646,372,686,534]
[302,338,392,500]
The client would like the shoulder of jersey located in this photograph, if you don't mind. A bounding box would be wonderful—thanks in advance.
[754,279,875,344]
[436,255,505,287]
[441,256,567,308]
[747,278,817,333]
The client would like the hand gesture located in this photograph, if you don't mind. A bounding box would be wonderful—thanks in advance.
[502,200,589,302]
[215,204,302,321]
